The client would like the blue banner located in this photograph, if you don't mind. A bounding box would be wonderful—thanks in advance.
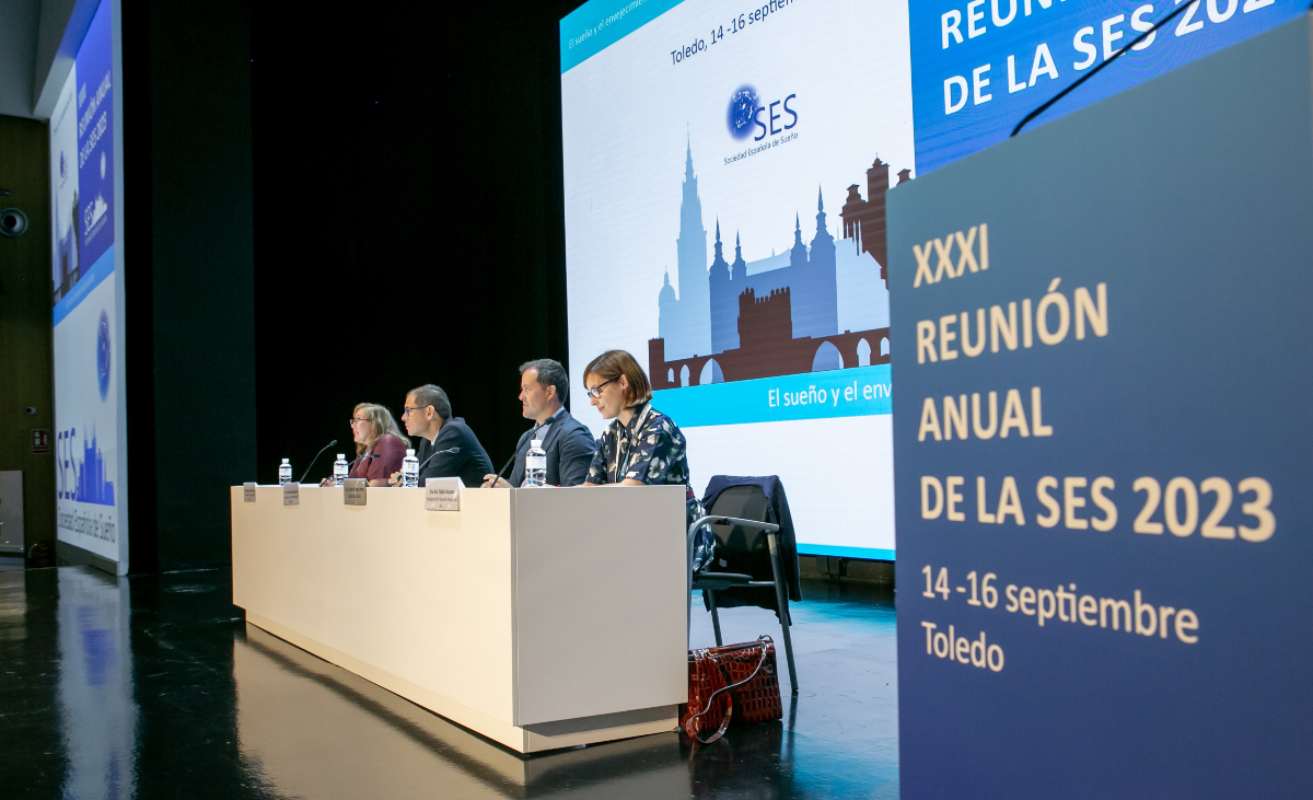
[560,0,685,73]
[797,544,895,561]
[891,17,1313,796]
[74,0,115,269]
[52,246,114,327]
[910,0,1308,174]
[653,364,891,427]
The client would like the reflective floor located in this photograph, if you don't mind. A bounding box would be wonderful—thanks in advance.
[0,567,898,799]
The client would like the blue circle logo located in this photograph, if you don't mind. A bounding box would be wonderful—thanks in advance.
[726,85,759,141]
[96,311,111,401]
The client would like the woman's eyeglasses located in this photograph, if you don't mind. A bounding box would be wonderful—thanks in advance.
[585,379,615,400]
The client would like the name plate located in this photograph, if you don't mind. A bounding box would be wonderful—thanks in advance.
[343,479,367,506]
[282,482,300,506]
[424,478,462,512]
[243,482,256,503]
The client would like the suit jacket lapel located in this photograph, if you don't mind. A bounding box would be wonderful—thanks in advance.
[540,411,568,453]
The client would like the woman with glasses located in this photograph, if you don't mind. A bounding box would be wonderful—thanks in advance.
[580,349,716,571]
[344,402,408,486]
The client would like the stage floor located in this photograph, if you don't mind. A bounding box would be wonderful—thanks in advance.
[0,566,898,799]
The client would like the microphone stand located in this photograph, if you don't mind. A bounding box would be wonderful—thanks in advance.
[298,439,338,484]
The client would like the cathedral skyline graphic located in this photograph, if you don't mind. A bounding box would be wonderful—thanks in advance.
[59,427,116,506]
[649,142,911,390]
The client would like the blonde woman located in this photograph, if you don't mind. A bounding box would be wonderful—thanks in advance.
[346,402,408,486]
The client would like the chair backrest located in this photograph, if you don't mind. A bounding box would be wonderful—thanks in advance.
[701,475,803,606]
[706,484,774,558]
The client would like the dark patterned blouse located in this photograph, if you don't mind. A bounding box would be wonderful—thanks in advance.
[586,401,715,569]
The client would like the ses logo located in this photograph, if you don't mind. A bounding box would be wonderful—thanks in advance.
[725,84,798,142]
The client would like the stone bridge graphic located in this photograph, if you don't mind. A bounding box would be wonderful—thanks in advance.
[651,287,890,389]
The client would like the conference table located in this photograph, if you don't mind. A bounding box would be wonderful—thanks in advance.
[229,483,688,753]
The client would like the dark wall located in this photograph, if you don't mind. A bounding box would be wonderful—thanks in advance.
[249,5,580,482]
[122,1,257,572]
[111,2,586,570]
[0,113,55,560]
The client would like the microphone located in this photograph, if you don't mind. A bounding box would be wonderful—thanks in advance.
[417,446,460,473]
[1011,1,1194,137]
[298,439,338,483]
[490,421,550,487]
[388,445,459,487]
[488,451,516,487]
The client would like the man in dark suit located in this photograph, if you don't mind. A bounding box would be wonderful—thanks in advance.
[394,383,494,488]
[483,359,597,487]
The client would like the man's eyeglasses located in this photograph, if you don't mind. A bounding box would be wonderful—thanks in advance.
[585,379,615,400]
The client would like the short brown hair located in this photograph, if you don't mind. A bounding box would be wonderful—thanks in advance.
[519,358,569,403]
[584,349,651,406]
[408,384,452,420]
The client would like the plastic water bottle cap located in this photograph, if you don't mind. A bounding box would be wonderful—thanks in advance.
[406,449,416,456]
[531,440,543,449]
[336,454,344,460]
[281,458,289,464]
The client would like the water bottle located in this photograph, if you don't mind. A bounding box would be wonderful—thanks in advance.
[278,458,292,486]
[332,454,348,486]
[524,439,547,487]
[402,448,419,488]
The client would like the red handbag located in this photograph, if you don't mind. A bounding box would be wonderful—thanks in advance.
[681,635,782,744]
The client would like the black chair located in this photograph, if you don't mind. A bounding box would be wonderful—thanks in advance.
[686,479,800,695]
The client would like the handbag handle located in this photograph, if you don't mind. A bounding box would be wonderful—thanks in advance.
[684,640,771,745]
